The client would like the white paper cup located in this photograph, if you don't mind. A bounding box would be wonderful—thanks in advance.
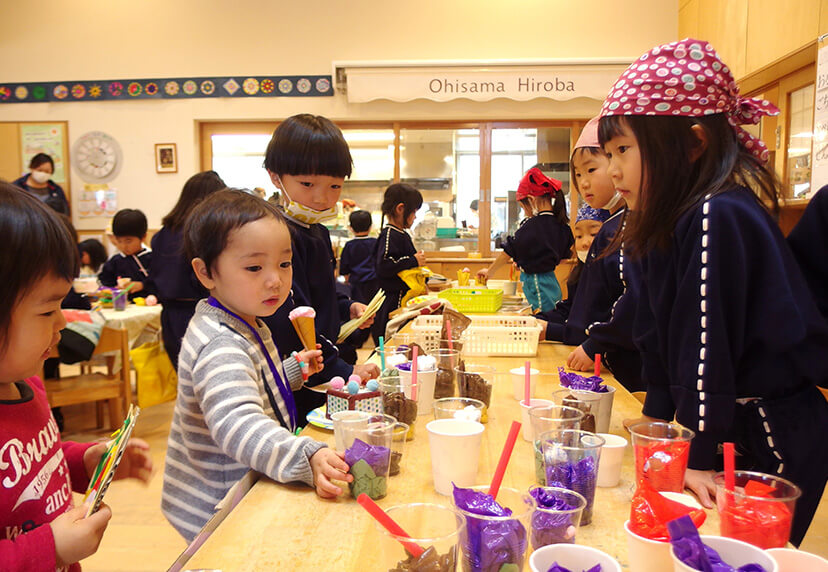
[520,399,554,441]
[529,543,622,572]
[671,535,779,572]
[625,493,702,572]
[596,433,628,487]
[426,418,485,495]
[766,548,828,571]
[398,366,438,416]
[510,367,539,401]
[331,410,371,453]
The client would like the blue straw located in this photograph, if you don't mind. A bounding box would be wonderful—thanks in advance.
[379,336,385,371]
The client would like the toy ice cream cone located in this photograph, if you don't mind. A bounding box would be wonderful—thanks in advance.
[289,306,317,351]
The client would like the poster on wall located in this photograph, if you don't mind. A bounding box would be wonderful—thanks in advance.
[20,123,67,183]
[811,38,828,194]
[78,184,117,218]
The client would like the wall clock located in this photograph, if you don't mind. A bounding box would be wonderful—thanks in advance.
[71,131,123,183]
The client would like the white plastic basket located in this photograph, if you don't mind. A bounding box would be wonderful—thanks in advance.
[409,314,541,356]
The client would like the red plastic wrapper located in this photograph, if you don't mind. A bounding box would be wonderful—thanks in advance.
[629,482,706,541]
[634,439,690,492]
[719,480,793,549]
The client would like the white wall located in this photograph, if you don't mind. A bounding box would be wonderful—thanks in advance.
[0,0,677,229]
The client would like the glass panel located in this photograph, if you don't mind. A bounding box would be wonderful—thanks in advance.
[787,83,814,198]
[211,133,273,192]
[490,127,571,251]
[399,127,480,253]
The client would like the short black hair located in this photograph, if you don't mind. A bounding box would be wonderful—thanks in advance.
[112,209,148,238]
[79,238,108,272]
[263,114,353,178]
[381,183,423,224]
[29,153,54,171]
[184,188,289,277]
[0,182,79,351]
[161,170,226,231]
[349,210,373,233]
[469,199,479,211]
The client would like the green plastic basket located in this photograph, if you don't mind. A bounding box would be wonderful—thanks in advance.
[438,288,503,313]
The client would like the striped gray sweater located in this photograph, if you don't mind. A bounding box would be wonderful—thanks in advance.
[161,300,326,541]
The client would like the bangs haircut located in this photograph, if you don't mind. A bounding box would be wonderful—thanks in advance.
[263,114,353,178]
[569,146,605,195]
[0,182,79,349]
[162,170,226,230]
[184,188,288,278]
[380,183,423,226]
[598,114,779,256]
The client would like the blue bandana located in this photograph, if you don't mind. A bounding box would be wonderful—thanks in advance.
[576,205,611,223]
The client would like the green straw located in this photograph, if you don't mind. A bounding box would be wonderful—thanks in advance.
[378,336,385,371]
[112,282,133,301]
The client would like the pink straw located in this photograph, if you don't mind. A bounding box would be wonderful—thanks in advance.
[488,421,522,500]
[357,494,424,558]
[724,442,735,492]
[411,345,418,401]
[446,320,454,351]
[524,361,531,406]
[594,354,601,377]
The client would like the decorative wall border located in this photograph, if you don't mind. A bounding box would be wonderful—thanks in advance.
[0,75,333,103]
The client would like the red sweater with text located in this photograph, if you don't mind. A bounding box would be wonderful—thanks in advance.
[0,377,94,572]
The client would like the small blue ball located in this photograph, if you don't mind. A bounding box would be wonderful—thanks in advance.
[366,379,379,392]
[346,380,360,395]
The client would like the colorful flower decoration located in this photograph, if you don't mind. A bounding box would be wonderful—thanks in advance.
[242,77,259,95]
[296,78,311,93]
[145,82,158,96]
[71,84,86,99]
[32,86,46,100]
[164,81,180,96]
[108,82,123,96]
[260,78,275,94]
[127,82,142,96]
[278,78,293,94]
[182,80,197,95]
[223,78,240,95]
[315,78,330,93]
[89,84,102,98]
[0,87,11,101]
[14,86,28,100]
[200,80,215,95]
[53,84,69,99]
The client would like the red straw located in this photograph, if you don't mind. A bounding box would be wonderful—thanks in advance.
[594,353,601,377]
[724,442,735,492]
[524,361,531,406]
[488,420,522,500]
[357,494,425,558]
[446,320,454,351]
[411,345,418,401]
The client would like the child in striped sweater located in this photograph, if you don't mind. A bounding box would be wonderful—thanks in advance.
[161,189,350,541]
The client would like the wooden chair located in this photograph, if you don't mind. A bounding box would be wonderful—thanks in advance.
[44,326,132,430]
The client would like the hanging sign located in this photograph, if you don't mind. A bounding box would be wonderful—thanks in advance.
[811,37,828,194]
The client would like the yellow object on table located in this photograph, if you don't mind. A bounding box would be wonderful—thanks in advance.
[398,266,431,307]
[456,268,471,286]
[182,324,721,571]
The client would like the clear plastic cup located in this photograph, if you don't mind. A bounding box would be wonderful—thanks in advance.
[713,470,801,549]
[511,366,539,401]
[528,405,584,485]
[426,418,485,495]
[374,503,463,571]
[388,421,409,477]
[112,287,127,311]
[377,345,409,376]
[341,413,397,500]
[432,397,484,422]
[378,377,417,441]
[528,486,587,549]
[452,486,534,572]
[552,388,602,434]
[520,399,554,441]
[455,364,496,423]
[430,348,460,400]
[629,422,694,493]
[539,429,604,525]
[529,543,622,572]
[331,410,371,453]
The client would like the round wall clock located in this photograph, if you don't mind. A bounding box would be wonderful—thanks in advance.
[71,131,123,183]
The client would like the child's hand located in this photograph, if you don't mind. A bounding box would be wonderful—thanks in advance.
[476,268,489,283]
[415,251,427,266]
[309,448,352,498]
[684,469,717,509]
[297,345,324,375]
[84,439,153,484]
[536,319,548,341]
[50,503,112,568]
[130,281,144,293]
[353,363,380,381]
[565,345,594,372]
[350,302,374,329]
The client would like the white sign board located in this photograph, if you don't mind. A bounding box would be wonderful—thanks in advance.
[811,41,828,194]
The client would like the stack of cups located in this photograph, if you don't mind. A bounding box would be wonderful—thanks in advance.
[539,429,604,525]
[378,376,417,441]
[374,503,464,571]
[331,410,371,453]
[552,389,602,434]
[528,405,584,484]
[426,417,485,495]
[341,413,397,500]
[430,348,460,400]
[455,364,496,422]
[629,422,694,492]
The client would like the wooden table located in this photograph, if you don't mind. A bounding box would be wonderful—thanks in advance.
[182,338,720,571]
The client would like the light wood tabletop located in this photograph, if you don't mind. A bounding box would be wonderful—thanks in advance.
[182,335,720,571]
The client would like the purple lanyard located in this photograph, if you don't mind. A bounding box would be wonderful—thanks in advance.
[207,297,298,429]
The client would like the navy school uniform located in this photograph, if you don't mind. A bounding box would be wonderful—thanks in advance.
[373,225,418,342]
[787,184,828,321]
[608,187,828,545]
[150,227,207,367]
[98,247,155,300]
[261,215,356,421]
[502,211,574,313]
[339,236,380,348]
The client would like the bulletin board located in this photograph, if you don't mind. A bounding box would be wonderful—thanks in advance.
[0,121,70,201]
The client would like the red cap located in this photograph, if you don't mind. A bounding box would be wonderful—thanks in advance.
[516,167,563,201]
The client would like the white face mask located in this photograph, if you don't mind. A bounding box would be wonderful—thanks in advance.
[30,170,50,184]
[576,249,589,263]
[277,176,337,225]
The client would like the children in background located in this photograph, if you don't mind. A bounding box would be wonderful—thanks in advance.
[787,184,828,321]
[260,114,378,421]
[162,189,344,542]
[477,168,573,313]
[151,171,227,367]
[595,38,828,545]
[339,210,380,349]
[0,182,152,570]
[78,238,108,275]
[98,208,154,300]
[373,183,425,341]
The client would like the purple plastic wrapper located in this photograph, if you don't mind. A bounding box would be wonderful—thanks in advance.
[529,487,578,548]
[452,484,528,572]
[344,438,390,476]
[546,564,602,572]
[544,456,597,525]
[557,367,608,393]
[668,515,767,572]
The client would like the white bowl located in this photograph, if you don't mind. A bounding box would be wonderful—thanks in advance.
[671,535,778,572]
[766,548,828,572]
[529,543,621,572]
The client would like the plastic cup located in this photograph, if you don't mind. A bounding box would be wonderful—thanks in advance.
[374,503,464,571]
[378,345,409,375]
[452,486,534,572]
[511,366,539,400]
[528,405,584,484]
[331,410,371,453]
[529,543,622,572]
[766,548,828,571]
[430,348,460,400]
[342,413,396,500]
[596,433,628,487]
[671,535,779,572]
[426,418,485,495]
[713,470,801,549]
[625,492,702,572]
[539,429,604,525]
[520,399,554,441]
[528,486,587,549]
[111,288,127,311]
[397,362,438,416]
[432,397,484,423]
[629,422,694,492]
[552,388,602,433]
[378,377,418,441]
[455,364,496,423]
[388,422,409,476]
